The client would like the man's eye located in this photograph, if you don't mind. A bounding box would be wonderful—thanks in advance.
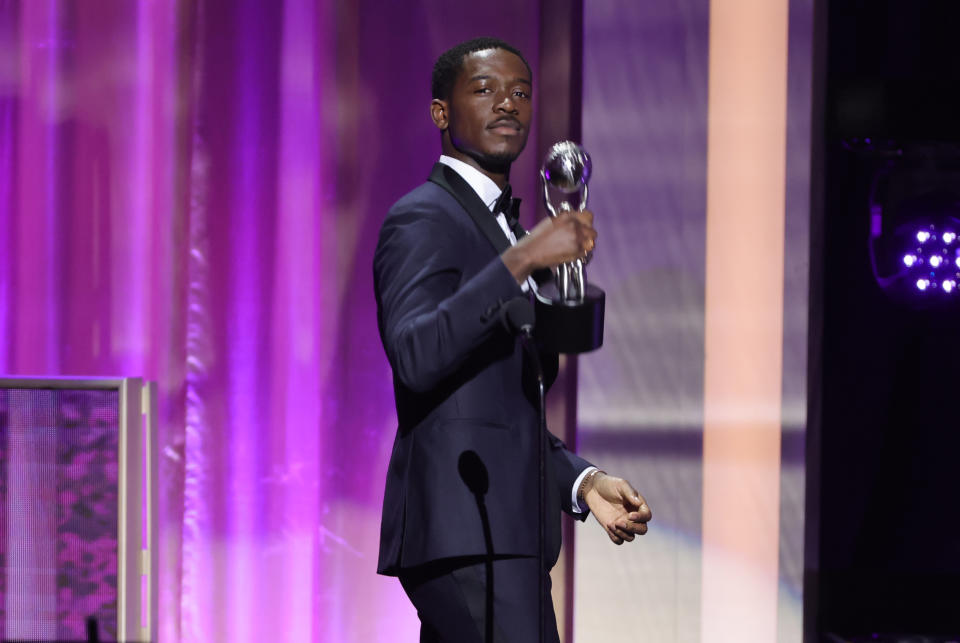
[475,87,491,94]
[514,90,529,99]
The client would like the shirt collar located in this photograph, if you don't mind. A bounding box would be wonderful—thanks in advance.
[438,155,504,211]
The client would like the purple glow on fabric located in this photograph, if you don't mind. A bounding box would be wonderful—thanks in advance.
[3,0,561,640]
[13,0,60,373]
[182,131,212,643]
[223,3,268,640]
[274,0,318,636]
[116,0,151,374]
[0,0,15,370]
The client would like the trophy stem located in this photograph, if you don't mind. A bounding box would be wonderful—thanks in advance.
[554,261,586,302]
[572,260,585,302]
[557,265,570,301]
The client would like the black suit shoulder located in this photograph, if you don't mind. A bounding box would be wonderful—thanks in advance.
[379,180,486,247]
[373,179,522,394]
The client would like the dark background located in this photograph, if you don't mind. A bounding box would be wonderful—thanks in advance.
[808,0,960,638]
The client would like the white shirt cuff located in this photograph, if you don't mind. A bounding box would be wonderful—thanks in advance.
[571,466,599,515]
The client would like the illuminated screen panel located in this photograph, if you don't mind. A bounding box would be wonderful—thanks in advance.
[0,388,120,641]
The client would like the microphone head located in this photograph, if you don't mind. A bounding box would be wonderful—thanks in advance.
[502,297,535,336]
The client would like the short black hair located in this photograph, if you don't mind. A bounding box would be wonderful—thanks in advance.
[431,37,532,101]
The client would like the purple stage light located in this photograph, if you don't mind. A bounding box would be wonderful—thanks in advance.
[891,226,960,298]
[870,174,960,303]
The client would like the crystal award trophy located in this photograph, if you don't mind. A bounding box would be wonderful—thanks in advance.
[534,141,605,353]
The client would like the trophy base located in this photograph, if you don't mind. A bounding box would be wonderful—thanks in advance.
[533,282,605,354]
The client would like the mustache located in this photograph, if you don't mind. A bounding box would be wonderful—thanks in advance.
[488,116,522,129]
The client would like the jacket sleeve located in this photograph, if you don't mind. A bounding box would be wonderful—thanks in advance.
[374,205,524,393]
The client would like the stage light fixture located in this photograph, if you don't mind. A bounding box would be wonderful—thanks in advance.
[852,138,960,305]
[894,222,960,296]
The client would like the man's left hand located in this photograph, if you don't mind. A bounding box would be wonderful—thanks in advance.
[584,473,652,545]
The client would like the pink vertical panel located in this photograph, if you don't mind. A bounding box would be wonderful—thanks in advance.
[702,0,789,641]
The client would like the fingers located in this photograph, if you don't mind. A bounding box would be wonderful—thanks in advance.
[633,495,652,523]
[606,517,647,546]
[573,209,594,227]
[556,210,597,258]
[610,483,652,545]
[613,523,634,542]
[605,523,626,545]
[617,481,642,509]
[606,519,645,544]
[591,476,652,546]
[620,520,648,536]
[520,211,598,270]
[576,211,597,244]
[618,483,652,523]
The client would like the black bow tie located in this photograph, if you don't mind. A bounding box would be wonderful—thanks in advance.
[493,184,522,230]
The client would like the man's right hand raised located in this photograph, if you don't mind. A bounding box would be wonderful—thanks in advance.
[501,209,597,285]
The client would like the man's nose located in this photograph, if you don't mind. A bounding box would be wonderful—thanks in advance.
[495,91,518,112]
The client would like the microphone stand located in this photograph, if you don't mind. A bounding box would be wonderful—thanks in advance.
[502,297,547,643]
[517,325,546,643]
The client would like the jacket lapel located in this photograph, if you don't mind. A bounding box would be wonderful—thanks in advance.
[428,163,512,254]
[428,163,555,288]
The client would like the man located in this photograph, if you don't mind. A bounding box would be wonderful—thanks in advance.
[374,37,651,642]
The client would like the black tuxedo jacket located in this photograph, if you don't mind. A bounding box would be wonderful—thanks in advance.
[374,163,592,576]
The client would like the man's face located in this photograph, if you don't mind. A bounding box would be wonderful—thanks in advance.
[435,48,532,171]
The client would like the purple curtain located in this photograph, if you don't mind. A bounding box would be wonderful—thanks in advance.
[0,1,541,640]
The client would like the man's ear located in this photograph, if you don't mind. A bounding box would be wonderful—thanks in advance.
[430,99,448,130]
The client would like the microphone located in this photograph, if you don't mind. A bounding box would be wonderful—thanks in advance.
[501,297,535,338]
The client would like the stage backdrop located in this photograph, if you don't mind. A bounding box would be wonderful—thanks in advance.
[0,0,810,641]
[575,0,811,641]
